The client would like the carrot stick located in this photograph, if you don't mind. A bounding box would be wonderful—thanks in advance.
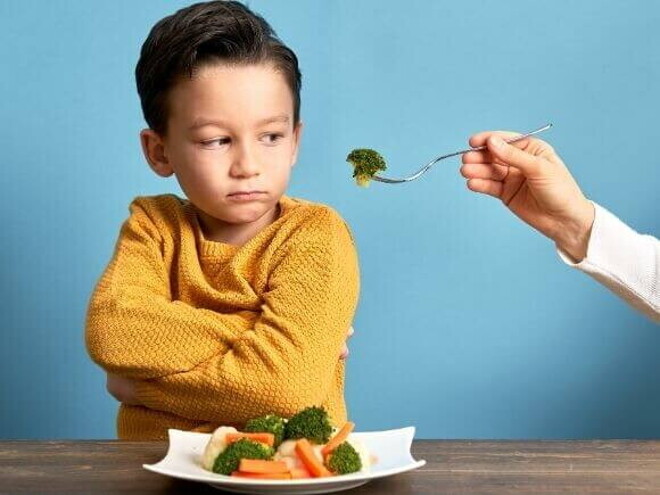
[238,459,289,474]
[295,439,332,478]
[231,471,292,480]
[321,422,355,456]
[225,432,275,447]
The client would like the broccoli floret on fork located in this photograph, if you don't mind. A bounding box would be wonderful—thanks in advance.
[346,148,387,187]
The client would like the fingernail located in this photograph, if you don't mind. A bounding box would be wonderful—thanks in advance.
[490,136,505,148]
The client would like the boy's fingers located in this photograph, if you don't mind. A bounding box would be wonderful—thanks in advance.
[340,343,349,359]
[466,178,503,199]
[460,163,509,181]
[486,136,542,177]
[347,325,354,338]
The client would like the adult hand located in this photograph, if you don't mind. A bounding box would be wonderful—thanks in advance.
[460,131,595,261]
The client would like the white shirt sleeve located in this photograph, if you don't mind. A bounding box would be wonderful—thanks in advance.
[556,202,659,323]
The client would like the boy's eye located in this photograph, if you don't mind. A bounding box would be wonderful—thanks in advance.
[200,137,231,149]
[261,133,284,145]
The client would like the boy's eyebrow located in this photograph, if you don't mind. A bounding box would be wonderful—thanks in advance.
[189,115,290,131]
[257,115,290,126]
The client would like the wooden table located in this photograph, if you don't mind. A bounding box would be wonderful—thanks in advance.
[2,439,660,494]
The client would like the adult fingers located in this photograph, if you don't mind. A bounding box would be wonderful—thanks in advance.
[485,136,544,178]
[468,130,525,148]
[466,178,503,199]
[460,163,509,181]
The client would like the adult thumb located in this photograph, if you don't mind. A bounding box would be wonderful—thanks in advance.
[487,135,543,178]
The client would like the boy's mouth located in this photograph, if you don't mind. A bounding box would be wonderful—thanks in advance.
[227,191,267,201]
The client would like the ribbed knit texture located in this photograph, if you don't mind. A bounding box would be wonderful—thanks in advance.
[557,202,659,322]
[85,194,360,440]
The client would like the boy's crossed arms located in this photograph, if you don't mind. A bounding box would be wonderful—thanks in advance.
[86,197,359,427]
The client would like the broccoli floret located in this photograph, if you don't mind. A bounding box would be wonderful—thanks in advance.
[346,148,387,187]
[212,438,274,475]
[284,406,333,444]
[325,442,362,475]
[244,414,287,448]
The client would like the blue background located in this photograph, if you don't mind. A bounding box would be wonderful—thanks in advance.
[1,0,658,439]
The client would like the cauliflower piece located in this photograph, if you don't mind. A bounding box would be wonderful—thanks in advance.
[274,439,302,470]
[275,439,324,471]
[201,426,238,471]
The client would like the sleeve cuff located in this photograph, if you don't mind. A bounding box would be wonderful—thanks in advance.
[556,201,651,275]
[556,201,660,322]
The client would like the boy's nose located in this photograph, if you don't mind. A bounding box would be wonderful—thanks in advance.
[230,144,260,178]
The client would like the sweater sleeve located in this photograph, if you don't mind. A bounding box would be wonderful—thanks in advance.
[556,202,659,322]
[85,198,248,380]
[132,208,360,425]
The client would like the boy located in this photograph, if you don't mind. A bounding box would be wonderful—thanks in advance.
[85,1,359,440]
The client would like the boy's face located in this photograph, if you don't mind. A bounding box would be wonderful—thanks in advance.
[145,63,301,227]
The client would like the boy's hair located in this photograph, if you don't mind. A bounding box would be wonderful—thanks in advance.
[135,1,301,135]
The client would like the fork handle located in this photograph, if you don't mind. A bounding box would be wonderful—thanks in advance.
[469,123,553,153]
[426,123,553,164]
[372,123,553,184]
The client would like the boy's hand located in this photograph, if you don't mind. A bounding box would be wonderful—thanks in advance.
[340,325,354,360]
[106,373,142,406]
[460,131,595,262]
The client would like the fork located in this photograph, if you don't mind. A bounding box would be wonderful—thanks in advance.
[372,123,553,184]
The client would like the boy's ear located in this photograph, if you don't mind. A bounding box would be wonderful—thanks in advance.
[290,121,303,168]
[140,129,174,177]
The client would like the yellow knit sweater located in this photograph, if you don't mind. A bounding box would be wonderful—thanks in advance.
[85,194,360,440]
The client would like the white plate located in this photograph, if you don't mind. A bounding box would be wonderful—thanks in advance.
[143,426,426,494]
